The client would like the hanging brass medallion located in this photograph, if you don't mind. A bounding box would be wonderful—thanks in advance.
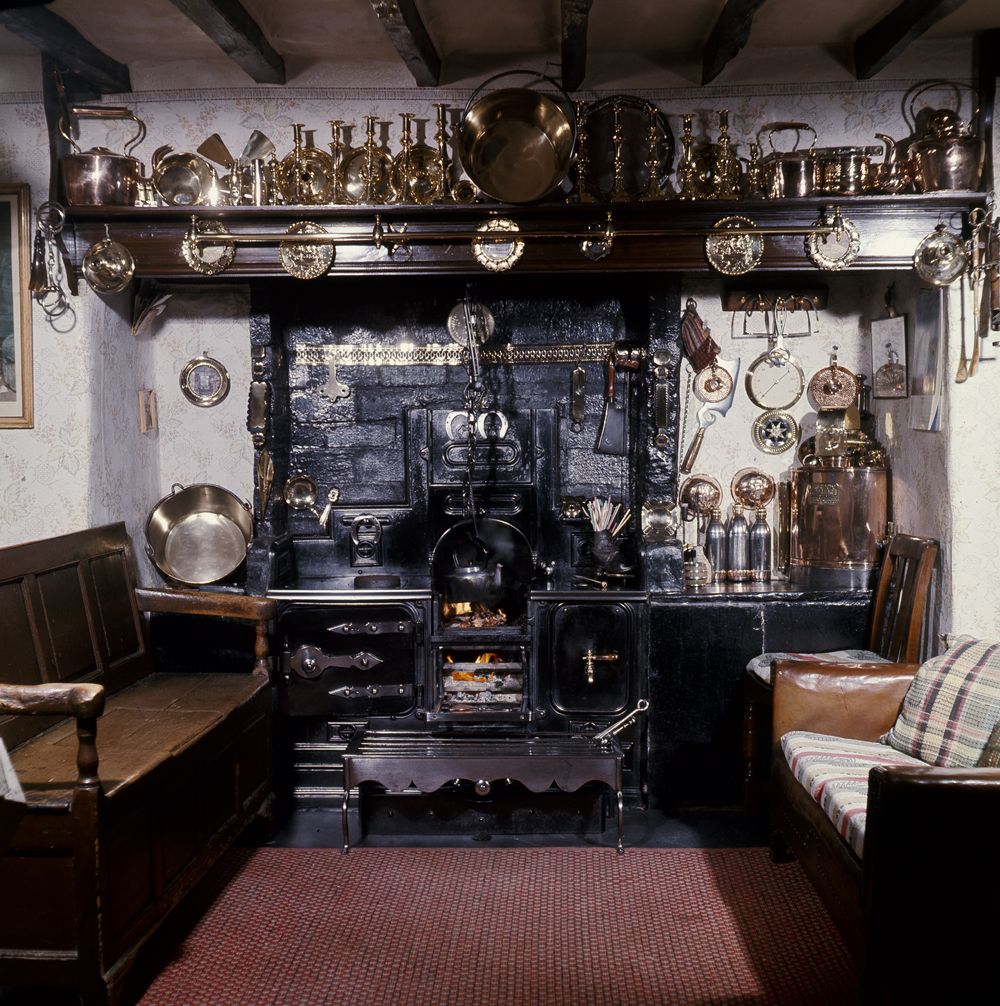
[471,217,524,272]
[731,468,776,509]
[752,410,799,454]
[692,362,734,403]
[182,217,235,276]
[280,221,334,280]
[705,215,763,276]
[807,213,861,271]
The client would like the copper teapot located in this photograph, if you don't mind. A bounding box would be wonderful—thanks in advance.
[905,81,983,192]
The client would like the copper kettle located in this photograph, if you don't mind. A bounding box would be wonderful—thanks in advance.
[905,81,983,191]
[59,105,146,206]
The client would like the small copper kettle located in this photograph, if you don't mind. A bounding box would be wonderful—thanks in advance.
[872,133,912,194]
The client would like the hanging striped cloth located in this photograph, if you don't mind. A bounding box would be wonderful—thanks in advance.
[680,298,720,373]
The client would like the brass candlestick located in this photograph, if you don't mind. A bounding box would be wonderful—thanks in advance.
[610,100,629,202]
[433,102,450,202]
[328,119,346,203]
[397,112,415,203]
[710,110,740,200]
[362,115,378,203]
[640,101,662,201]
[677,114,700,200]
[571,100,595,203]
[744,141,766,200]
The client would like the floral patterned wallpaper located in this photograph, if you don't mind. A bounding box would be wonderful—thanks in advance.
[0,69,996,641]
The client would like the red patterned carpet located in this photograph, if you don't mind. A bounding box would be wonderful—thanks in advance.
[140,846,859,1006]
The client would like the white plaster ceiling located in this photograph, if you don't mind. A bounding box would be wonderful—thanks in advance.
[0,0,997,89]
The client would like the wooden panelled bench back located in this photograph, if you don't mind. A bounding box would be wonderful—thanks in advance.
[0,523,275,1005]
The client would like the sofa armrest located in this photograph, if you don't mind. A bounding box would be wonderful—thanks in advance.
[0,683,105,786]
[136,587,276,677]
[772,661,918,745]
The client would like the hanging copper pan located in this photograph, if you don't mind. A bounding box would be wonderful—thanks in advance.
[458,70,576,204]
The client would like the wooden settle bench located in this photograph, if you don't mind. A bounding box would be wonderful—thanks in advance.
[0,523,276,1005]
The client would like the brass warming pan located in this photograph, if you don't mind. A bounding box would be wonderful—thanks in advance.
[458,70,575,204]
[145,482,252,585]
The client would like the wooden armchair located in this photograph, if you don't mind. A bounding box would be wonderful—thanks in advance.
[742,533,939,813]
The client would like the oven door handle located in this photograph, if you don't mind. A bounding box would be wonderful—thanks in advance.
[328,683,414,699]
[289,646,385,678]
[327,620,415,635]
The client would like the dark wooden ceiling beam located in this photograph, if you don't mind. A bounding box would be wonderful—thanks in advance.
[0,5,130,94]
[561,0,593,92]
[369,0,441,87]
[166,0,285,85]
[702,0,768,85]
[854,0,969,80]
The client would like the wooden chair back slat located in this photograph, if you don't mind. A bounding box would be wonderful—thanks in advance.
[868,534,939,663]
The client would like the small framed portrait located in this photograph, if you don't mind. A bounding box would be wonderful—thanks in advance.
[179,354,230,407]
[138,388,158,433]
[871,315,908,399]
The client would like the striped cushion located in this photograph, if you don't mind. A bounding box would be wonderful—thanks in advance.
[781,731,927,858]
[882,636,1000,767]
[746,649,887,685]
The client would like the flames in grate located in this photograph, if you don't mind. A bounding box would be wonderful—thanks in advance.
[442,650,522,707]
[441,600,508,629]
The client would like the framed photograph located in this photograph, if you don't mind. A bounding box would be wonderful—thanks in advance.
[871,315,908,399]
[138,388,158,433]
[179,354,230,407]
[0,185,32,428]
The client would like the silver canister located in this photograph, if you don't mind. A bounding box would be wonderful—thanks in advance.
[749,508,771,582]
[705,507,727,582]
[726,505,750,583]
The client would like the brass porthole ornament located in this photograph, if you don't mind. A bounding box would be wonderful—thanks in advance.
[752,410,799,454]
[472,217,524,272]
[182,216,235,276]
[808,347,860,408]
[279,220,334,280]
[179,354,230,407]
[705,215,764,276]
[693,361,734,403]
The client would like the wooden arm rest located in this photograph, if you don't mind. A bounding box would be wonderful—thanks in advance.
[136,587,276,622]
[0,683,105,787]
[0,682,105,720]
[772,662,918,744]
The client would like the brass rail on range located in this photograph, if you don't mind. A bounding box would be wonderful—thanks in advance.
[294,342,617,367]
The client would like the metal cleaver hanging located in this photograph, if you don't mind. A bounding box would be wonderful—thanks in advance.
[595,348,627,455]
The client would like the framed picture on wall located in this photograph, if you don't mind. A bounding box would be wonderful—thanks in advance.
[871,315,908,399]
[909,286,946,432]
[0,185,32,429]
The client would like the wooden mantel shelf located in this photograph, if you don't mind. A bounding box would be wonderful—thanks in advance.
[64,192,986,279]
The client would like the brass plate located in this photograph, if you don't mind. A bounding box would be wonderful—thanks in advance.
[807,215,861,270]
[912,224,967,286]
[808,364,860,408]
[731,468,776,508]
[279,221,334,280]
[705,215,763,276]
[472,217,524,272]
[182,218,235,276]
[693,363,734,403]
[392,144,445,205]
[341,146,396,205]
[82,236,135,294]
[752,410,799,454]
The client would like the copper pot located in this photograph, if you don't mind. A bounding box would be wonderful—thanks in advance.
[59,106,146,206]
[760,122,818,198]
[905,80,984,192]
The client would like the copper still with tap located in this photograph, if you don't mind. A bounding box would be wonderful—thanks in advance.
[787,406,888,589]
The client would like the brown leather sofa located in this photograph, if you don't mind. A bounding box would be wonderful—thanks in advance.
[0,523,276,1005]
[770,658,1000,1004]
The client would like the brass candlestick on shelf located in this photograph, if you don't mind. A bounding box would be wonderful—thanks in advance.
[433,103,451,201]
[640,102,662,201]
[571,100,596,203]
[744,141,766,200]
[610,101,629,202]
[711,110,740,199]
[328,119,347,204]
[397,112,415,203]
[678,114,700,201]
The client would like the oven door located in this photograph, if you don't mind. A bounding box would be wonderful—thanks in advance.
[278,603,422,718]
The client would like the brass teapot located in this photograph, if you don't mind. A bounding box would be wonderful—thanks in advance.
[905,81,983,192]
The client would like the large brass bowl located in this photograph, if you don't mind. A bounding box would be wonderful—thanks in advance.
[458,83,574,204]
